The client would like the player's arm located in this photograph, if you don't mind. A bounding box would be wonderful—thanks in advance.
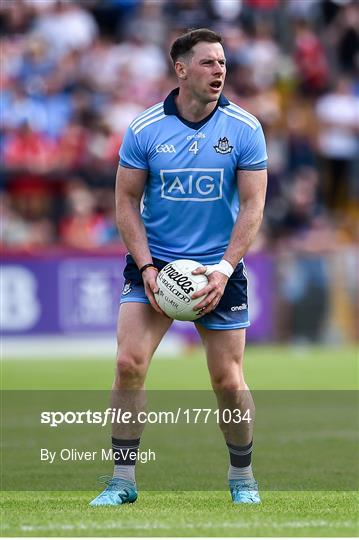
[115,164,163,314]
[223,168,267,267]
[192,169,267,315]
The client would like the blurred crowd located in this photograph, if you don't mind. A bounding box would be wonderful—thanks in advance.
[1,0,358,340]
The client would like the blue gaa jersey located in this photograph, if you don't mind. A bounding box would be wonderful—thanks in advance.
[119,88,267,265]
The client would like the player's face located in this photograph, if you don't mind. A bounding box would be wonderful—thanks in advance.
[184,42,226,103]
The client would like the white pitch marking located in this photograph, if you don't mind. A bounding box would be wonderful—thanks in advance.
[16,518,355,533]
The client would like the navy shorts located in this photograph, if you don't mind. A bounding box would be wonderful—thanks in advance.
[120,255,250,331]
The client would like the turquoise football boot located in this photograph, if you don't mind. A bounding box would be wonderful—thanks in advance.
[229,478,261,504]
[89,476,137,507]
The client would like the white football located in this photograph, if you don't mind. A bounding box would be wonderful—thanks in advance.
[155,259,208,321]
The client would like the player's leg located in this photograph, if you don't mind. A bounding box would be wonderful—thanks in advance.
[114,301,172,391]
[196,326,253,444]
[196,325,260,503]
[195,259,259,502]
[90,302,172,506]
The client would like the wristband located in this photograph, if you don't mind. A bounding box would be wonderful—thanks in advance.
[205,259,234,278]
[139,263,157,274]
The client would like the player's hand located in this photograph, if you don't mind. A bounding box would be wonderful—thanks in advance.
[142,267,169,316]
[191,266,229,316]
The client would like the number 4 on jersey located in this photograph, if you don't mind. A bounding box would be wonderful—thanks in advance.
[189,140,199,155]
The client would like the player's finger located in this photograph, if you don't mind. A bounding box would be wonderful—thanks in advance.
[144,273,159,293]
[194,291,217,311]
[146,289,160,310]
[191,283,214,299]
[197,304,214,316]
[142,268,159,291]
[200,297,220,315]
[151,282,159,294]
[192,266,207,275]
[144,285,167,315]
[192,280,221,298]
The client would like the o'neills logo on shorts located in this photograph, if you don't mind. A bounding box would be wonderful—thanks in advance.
[161,264,194,295]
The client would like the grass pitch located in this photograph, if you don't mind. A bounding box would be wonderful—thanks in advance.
[2,491,357,537]
[1,345,358,537]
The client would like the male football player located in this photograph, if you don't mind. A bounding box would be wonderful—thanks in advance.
[90,28,267,506]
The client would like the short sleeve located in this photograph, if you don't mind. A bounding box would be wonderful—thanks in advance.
[119,126,148,169]
[237,124,268,170]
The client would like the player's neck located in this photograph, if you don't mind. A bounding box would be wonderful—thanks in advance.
[175,91,217,123]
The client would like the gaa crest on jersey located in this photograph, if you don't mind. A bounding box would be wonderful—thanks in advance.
[156,144,176,153]
[213,137,233,154]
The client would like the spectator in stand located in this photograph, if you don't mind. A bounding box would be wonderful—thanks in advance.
[56,119,88,172]
[268,168,336,342]
[15,36,56,97]
[287,0,320,21]
[31,0,98,60]
[220,25,250,71]
[102,86,143,136]
[315,76,359,211]
[163,0,211,30]
[125,2,168,47]
[60,180,118,249]
[246,20,281,91]
[3,63,73,138]
[0,191,30,247]
[286,96,317,174]
[293,18,330,96]
[0,0,34,35]
[84,118,121,183]
[1,37,24,89]
[241,0,281,28]
[209,0,242,23]
[109,29,168,103]
[2,86,49,133]
[325,0,359,75]
[2,122,58,173]
[78,36,127,93]
[0,189,54,248]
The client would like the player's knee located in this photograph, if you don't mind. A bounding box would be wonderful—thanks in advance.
[116,352,146,385]
[211,372,247,393]
[210,354,245,392]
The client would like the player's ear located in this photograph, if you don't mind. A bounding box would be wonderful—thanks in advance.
[175,60,187,80]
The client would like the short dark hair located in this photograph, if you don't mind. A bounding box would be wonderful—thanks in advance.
[170,28,223,64]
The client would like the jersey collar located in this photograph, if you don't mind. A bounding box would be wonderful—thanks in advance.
[163,87,230,130]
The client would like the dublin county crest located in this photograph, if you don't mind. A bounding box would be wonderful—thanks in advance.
[213,137,233,154]
[122,281,132,296]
